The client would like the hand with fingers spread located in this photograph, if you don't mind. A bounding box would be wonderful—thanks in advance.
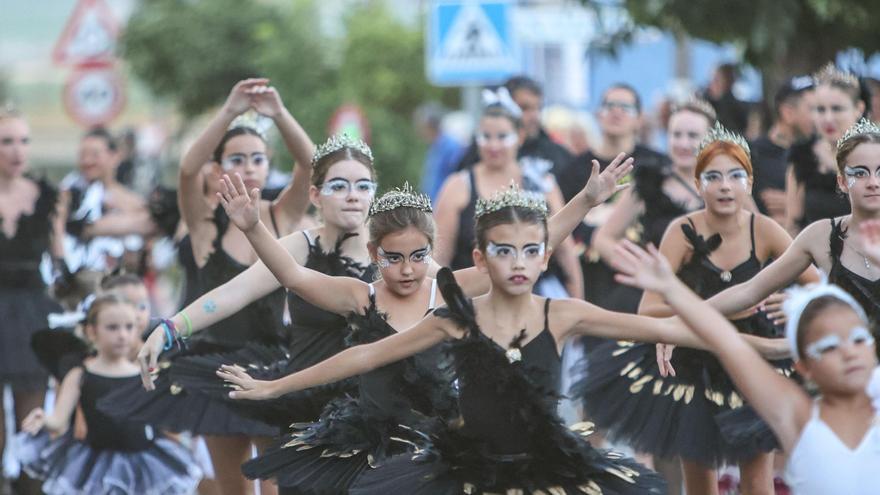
[217,173,262,233]
[137,320,167,390]
[655,343,677,377]
[582,153,634,207]
[216,364,277,400]
[247,84,285,119]
[610,240,677,294]
[223,78,270,116]
[859,219,880,267]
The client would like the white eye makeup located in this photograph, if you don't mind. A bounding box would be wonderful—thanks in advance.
[844,166,880,188]
[376,246,431,268]
[805,326,875,360]
[476,132,519,148]
[221,152,269,171]
[319,178,377,198]
[485,241,546,261]
[699,168,749,189]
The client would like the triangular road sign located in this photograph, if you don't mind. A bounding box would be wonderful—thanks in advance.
[53,0,119,67]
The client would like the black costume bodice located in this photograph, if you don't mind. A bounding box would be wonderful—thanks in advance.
[632,165,702,247]
[286,232,377,369]
[196,207,287,347]
[828,219,880,323]
[790,138,851,227]
[0,178,56,289]
[80,371,153,451]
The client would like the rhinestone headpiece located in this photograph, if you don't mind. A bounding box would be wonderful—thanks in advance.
[812,62,859,89]
[475,182,548,220]
[368,182,432,218]
[837,118,880,150]
[228,110,273,140]
[698,121,750,158]
[311,133,374,167]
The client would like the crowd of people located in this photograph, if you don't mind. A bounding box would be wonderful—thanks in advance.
[1,61,879,495]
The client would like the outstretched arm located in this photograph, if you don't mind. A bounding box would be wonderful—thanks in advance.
[219,313,455,400]
[218,173,367,315]
[21,367,83,435]
[613,241,810,452]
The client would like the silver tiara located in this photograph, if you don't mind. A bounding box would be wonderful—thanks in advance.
[671,97,716,121]
[475,182,548,219]
[311,133,374,167]
[837,118,880,150]
[228,110,273,140]
[813,62,859,89]
[698,121,750,158]
[368,182,432,218]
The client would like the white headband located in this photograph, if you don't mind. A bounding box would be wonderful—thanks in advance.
[481,87,522,118]
[784,283,868,361]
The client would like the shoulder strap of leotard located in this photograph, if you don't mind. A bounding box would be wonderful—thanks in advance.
[543,298,551,331]
[268,205,280,237]
[428,278,438,309]
[302,229,315,247]
[749,213,757,255]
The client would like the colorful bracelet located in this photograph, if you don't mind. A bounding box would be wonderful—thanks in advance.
[161,318,180,351]
[179,311,194,339]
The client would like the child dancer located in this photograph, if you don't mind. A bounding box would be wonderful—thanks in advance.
[15,294,202,494]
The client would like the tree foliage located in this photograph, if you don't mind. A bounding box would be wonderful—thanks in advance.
[121,0,454,187]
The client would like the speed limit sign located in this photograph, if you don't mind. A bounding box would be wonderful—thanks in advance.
[63,67,126,127]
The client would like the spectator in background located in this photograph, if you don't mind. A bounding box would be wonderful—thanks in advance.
[703,63,750,134]
[455,76,573,181]
[415,102,464,201]
[750,76,815,225]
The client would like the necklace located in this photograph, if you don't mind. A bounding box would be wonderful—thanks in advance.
[845,240,873,271]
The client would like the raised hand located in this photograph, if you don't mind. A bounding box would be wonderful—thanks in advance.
[216,365,276,400]
[858,219,880,267]
[610,240,676,293]
[581,153,634,207]
[217,173,261,233]
[21,408,46,435]
[137,323,166,390]
[223,78,270,116]
[248,85,284,119]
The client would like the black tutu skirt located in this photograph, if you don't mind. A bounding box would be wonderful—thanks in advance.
[0,287,61,389]
[15,430,202,495]
[573,317,792,466]
[97,342,279,437]
[169,343,357,427]
[349,422,664,495]
[242,396,411,493]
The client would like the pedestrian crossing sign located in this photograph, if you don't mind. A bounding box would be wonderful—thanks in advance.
[427,0,521,86]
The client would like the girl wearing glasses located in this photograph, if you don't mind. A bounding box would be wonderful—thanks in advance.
[434,89,583,299]
[786,64,864,233]
[576,122,818,495]
[612,241,880,495]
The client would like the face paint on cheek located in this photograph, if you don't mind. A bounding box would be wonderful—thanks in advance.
[848,177,857,189]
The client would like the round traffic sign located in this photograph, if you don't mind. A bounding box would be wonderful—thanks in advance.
[63,67,126,127]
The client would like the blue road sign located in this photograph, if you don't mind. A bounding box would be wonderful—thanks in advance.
[427,0,521,86]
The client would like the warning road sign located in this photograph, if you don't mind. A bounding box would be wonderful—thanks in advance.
[427,0,521,86]
[53,0,120,67]
[63,67,126,127]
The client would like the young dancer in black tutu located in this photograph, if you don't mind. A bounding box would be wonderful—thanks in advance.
[15,294,202,495]
[217,180,790,494]
[575,122,818,494]
[611,240,880,495]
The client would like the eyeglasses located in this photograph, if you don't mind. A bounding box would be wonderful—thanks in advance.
[601,101,638,116]
[699,169,750,188]
[486,241,546,261]
[476,132,519,148]
[376,246,431,268]
[805,326,875,360]
[221,152,269,170]
[318,178,377,197]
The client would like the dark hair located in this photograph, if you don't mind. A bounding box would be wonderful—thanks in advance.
[83,127,117,152]
[85,293,131,325]
[715,63,738,89]
[836,131,880,175]
[474,206,548,251]
[505,76,543,98]
[368,207,436,248]
[795,295,861,359]
[312,147,376,186]
[481,104,522,130]
[774,76,814,116]
[602,83,642,113]
[100,273,144,292]
[212,127,266,164]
